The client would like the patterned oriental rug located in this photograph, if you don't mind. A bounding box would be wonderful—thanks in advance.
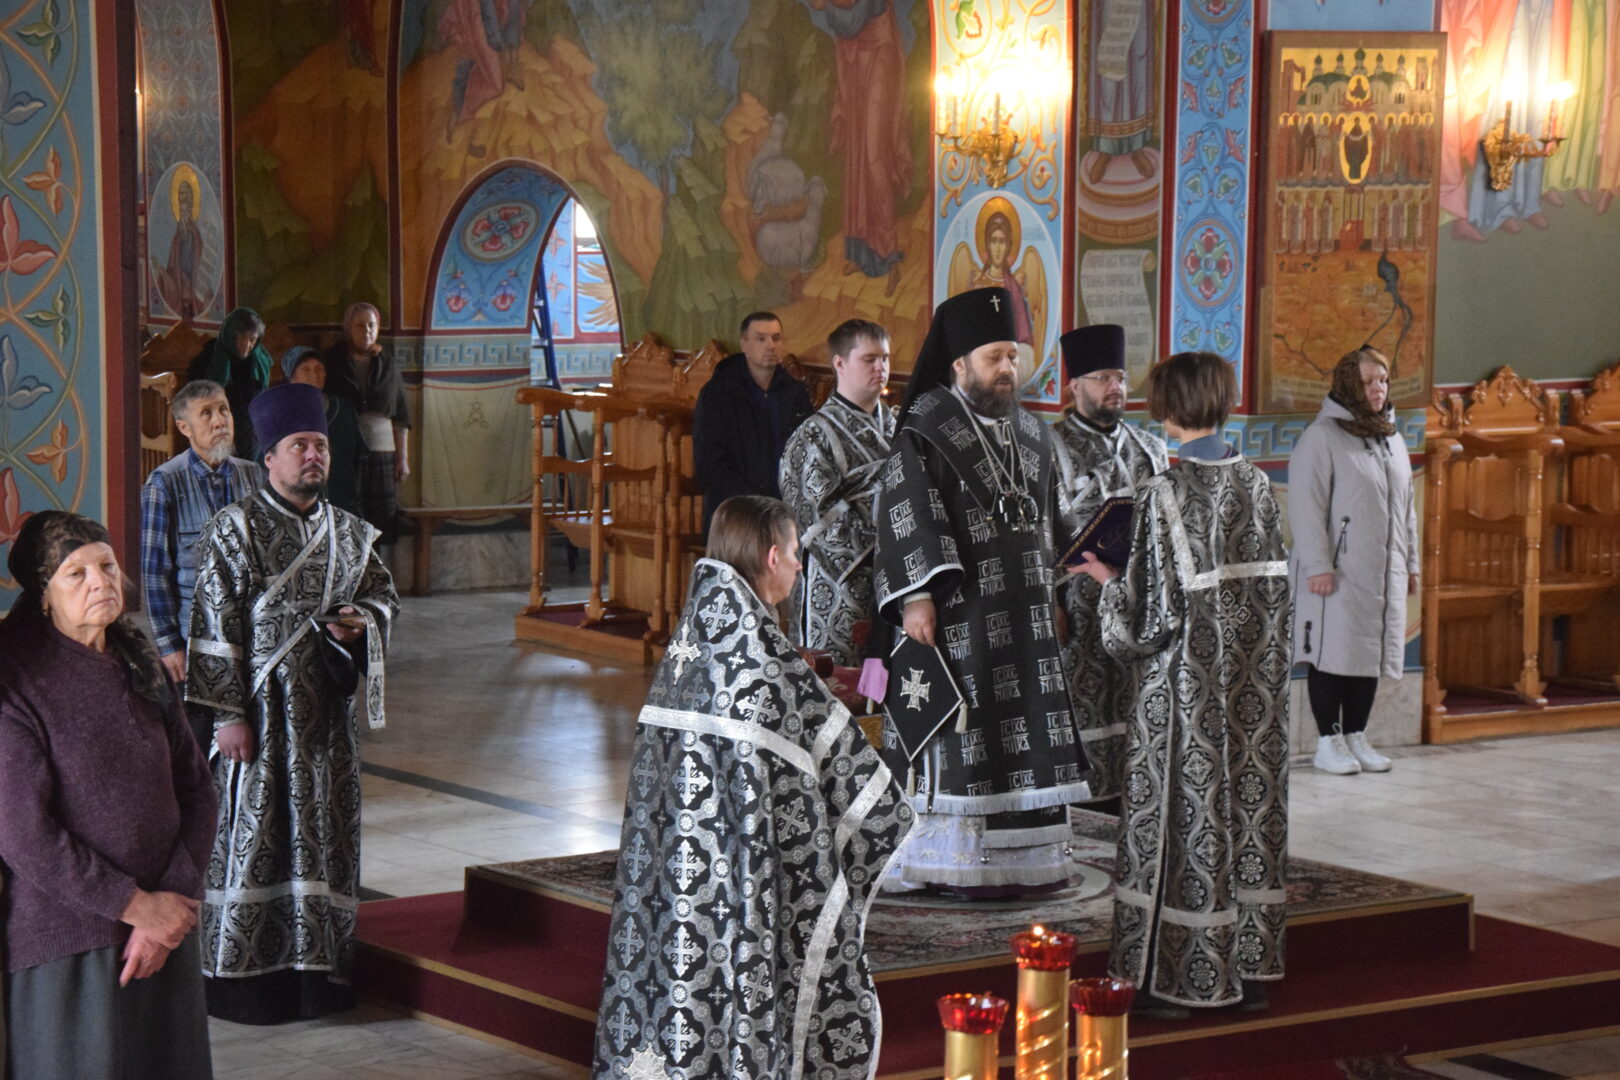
[477,809,1459,973]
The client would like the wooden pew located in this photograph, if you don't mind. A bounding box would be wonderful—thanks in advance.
[1422,368,1563,740]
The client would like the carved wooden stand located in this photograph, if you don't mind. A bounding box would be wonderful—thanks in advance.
[1423,365,1620,741]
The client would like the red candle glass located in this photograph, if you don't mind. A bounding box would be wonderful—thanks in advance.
[1069,976,1136,1017]
[938,993,1011,1035]
[1009,926,1079,971]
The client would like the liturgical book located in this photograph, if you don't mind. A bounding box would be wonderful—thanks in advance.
[1058,496,1134,570]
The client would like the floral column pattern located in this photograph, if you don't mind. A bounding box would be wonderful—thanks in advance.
[1,0,98,598]
[1168,0,1254,376]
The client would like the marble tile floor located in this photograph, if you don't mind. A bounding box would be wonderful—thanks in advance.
[208,589,1620,1078]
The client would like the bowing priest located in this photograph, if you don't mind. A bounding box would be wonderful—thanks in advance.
[1075,351,1290,1016]
[778,318,896,664]
[186,382,399,1023]
[1053,325,1168,803]
[872,287,1088,898]
[592,496,911,1080]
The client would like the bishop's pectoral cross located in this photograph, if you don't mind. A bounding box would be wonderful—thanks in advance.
[989,294,1002,312]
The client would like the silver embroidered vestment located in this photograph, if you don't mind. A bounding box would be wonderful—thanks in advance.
[593,559,911,1080]
[1097,454,1291,1008]
[778,394,896,664]
[871,386,1087,889]
[185,489,398,984]
[1052,413,1168,799]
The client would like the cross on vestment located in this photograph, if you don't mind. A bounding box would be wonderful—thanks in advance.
[622,833,652,878]
[900,668,931,710]
[612,921,645,965]
[738,686,779,725]
[667,840,706,889]
[698,597,735,635]
[667,628,701,677]
[662,1009,700,1055]
[671,755,711,805]
[990,294,1002,311]
[605,1001,639,1049]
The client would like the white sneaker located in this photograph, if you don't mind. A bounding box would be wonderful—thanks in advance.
[1346,732,1392,772]
[1314,734,1361,775]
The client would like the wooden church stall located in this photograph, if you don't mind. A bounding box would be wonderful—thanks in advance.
[514,334,830,664]
[1423,366,1620,742]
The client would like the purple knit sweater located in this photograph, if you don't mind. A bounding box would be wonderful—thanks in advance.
[0,608,216,973]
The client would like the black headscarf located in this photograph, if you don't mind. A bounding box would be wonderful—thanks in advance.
[5,511,171,705]
[897,287,1019,426]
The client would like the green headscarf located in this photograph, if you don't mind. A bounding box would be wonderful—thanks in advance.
[205,306,273,390]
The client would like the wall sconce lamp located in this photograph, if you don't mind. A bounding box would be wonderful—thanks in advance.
[1483,81,1575,191]
[935,60,1066,190]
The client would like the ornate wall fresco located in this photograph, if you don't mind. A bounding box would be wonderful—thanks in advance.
[932,0,1070,408]
[428,164,568,330]
[1166,0,1254,382]
[0,0,105,599]
[1074,0,1166,393]
[396,0,935,367]
[1255,33,1443,413]
[136,0,229,329]
[225,0,391,327]
[416,165,570,508]
[1432,0,1620,385]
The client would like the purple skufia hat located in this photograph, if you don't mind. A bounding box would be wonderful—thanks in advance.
[1060,324,1126,379]
[249,381,327,455]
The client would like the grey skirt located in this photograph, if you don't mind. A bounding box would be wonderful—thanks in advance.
[5,934,212,1080]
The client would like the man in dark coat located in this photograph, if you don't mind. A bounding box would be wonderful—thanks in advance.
[692,311,814,532]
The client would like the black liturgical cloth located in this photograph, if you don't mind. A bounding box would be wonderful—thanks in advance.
[885,634,964,763]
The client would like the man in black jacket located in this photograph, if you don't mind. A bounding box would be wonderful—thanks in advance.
[692,311,814,532]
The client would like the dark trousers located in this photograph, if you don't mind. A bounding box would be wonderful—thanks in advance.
[1306,665,1379,737]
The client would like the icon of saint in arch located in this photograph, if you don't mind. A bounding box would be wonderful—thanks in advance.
[947,195,1048,390]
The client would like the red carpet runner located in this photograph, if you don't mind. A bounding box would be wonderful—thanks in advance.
[356,857,1620,1078]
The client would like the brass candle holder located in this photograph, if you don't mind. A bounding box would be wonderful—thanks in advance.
[1070,976,1136,1080]
[938,993,1009,1080]
[1010,925,1077,1080]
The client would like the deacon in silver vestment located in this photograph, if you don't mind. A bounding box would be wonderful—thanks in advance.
[873,288,1087,897]
[1077,352,1290,1013]
[593,497,911,1080]
[186,383,398,1023]
[778,318,896,664]
[1052,325,1167,800]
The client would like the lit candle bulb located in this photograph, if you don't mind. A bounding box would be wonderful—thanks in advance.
[1010,925,1077,1080]
[938,993,1009,1080]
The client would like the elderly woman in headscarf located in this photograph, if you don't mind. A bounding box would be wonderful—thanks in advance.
[0,512,216,1080]
[1287,346,1418,776]
[322,301,410,541]
[186,305,274,459]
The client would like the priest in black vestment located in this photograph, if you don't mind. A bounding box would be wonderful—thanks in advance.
[872,288,1088,897]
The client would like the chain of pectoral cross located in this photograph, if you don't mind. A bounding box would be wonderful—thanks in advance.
[956,393,1039,532]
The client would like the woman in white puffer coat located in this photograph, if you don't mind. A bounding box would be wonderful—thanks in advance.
[1287,347,1417,775]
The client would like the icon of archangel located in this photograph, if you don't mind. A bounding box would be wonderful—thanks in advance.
[946,195,1048,389]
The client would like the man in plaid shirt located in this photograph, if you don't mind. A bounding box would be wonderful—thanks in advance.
[141,379,263,685]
